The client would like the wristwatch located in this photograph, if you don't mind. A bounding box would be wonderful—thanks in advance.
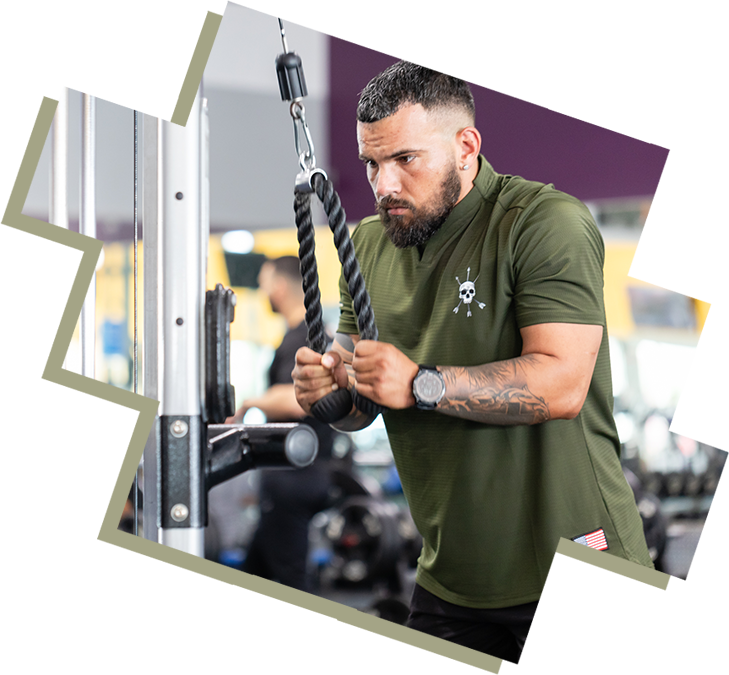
[412,365,446,410]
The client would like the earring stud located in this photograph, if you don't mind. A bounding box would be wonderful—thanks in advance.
[462,164,470,170]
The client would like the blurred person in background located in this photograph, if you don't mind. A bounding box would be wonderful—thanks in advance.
[227,256,334,591]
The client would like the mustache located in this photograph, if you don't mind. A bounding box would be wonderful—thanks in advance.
[377,197,415,212]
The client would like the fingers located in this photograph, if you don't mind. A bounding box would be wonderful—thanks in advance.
[225,405,246,425]
[350,339,380,375]
[294,345,326,366]
[352,340,402,377]
[292,347,348,413]
[293,348,347,385]
[350,341,418,409]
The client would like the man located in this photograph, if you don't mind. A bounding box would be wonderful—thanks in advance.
[292,62,653,662]
[227,256,333,592]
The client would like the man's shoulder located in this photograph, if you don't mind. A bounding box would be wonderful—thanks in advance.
[493,174,553,212]
[495,174,588,215]
[352,214,382,235]
[492,174,597,240]
[350,215,386,254]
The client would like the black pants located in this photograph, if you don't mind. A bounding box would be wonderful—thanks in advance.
[406,584,538,663]
[242,463,330,592]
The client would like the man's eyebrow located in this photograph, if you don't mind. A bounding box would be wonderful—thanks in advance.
[358,149,422,162]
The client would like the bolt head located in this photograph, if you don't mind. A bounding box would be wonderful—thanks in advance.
[170,503,189,522]
[170,420,189,438]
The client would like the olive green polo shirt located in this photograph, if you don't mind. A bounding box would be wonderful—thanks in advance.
[338,156,653,608]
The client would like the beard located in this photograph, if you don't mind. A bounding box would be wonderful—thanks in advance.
[377,163,462,249]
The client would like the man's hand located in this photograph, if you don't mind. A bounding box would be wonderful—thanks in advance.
[352,340,419,409]
[224,384,304,424]
[292,346,349,415]
[225,405,247,425]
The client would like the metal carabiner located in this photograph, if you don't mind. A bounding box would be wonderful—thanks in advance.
[290,100,317,172]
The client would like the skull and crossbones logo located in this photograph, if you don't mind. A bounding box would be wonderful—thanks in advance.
[453,267,485,317]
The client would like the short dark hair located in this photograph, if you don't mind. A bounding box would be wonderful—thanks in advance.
[357,61,475,124]
[269,255,302,287]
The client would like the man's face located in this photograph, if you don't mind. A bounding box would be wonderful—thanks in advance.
[257,263,280,314]
[357,103,465,248]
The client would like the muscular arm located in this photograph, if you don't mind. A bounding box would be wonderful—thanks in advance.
[436,323,603,425]
[351,322,602,425]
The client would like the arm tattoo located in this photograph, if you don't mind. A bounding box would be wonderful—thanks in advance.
[439,354,550,425]
[329,333,377,431]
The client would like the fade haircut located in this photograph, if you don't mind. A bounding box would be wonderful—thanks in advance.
[269,255,303,289]
[357,61,475,125]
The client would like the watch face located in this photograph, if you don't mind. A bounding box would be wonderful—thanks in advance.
[416,370,444,404]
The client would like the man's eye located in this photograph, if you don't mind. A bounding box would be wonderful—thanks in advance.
[398,155,414,164]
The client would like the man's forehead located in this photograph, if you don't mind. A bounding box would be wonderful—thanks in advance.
[357,103,464,145]
[358,104,434,144]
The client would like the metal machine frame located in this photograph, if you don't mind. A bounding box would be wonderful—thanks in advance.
[51,83,318,558]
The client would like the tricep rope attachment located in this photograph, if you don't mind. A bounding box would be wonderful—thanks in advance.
[276,18,386,423]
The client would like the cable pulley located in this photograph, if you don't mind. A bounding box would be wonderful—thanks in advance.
[276,19,387,423]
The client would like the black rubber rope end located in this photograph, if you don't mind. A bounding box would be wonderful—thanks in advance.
[310,388,354,423]
[351,389,388,418]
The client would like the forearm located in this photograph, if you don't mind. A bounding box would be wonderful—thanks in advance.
[242,384,305,422]
[437,354,560,425]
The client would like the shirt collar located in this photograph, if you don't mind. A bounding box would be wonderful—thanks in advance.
[417,155,497,259]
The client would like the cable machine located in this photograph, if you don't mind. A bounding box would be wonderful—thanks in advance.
[51,88,319,558]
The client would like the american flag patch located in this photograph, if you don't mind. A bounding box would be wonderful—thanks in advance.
[572,528,608,551]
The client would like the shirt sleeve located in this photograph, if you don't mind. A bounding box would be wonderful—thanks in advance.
[512,193,606,328]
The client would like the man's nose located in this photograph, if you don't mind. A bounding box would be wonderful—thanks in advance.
[374,164,401,199]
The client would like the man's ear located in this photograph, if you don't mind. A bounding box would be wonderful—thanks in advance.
[457,126,481,167]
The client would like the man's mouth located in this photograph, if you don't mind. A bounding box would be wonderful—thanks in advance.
[379,200,413,217]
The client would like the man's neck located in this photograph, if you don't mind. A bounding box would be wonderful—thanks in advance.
[282,304,306,329]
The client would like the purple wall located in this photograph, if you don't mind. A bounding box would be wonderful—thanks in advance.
[327,34,729,222]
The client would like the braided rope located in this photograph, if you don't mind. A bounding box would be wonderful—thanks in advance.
[294,173,386,421]
[294,189,327,354]
[310,172,378,341]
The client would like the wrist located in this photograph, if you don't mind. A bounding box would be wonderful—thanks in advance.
[403,361,418,407]
[412,365,446,410]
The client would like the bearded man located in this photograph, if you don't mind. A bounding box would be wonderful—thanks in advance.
[292,61,653,663]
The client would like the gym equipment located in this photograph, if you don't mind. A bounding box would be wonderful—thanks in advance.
[204,284,237,423]
[662,471,685,498]
[318,470,421,585]
[623,466,667,569]
[308,462,421,624]
[325,496,403,583]
[275,19,386,424]
[44,86,321,552]
[637,492,667,570]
